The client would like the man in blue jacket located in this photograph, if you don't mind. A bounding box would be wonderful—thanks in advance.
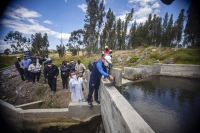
[20,55,32,82]
[87,55,114,107]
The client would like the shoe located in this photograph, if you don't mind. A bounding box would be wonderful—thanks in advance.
[53,91,56,94]
[88,102,93,107]
[95,100,100,104]
[32,82,35,84]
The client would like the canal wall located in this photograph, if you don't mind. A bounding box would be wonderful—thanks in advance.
[100,80,154,133]
[0,100,100,133]
[123,64,200,80]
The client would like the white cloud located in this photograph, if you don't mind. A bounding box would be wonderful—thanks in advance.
[118,0,161,24]
[134,5,152,18]
[5,6,41,20]
[152,2,160,8]
[78,4,87,13]
[0,40,8,45]
[1,6,70,41]
[116,11,129,21]
[43,20,53,24]
[0,40,11,53]
[64,0,67,3]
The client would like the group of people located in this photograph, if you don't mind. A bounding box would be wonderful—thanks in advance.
[14,45,114,106]
[15,54,43,84]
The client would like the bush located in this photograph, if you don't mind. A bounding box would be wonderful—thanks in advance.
[35,85,47,98]
[150,53,159,59]
[129,56,139,63]
[143,44,149,48]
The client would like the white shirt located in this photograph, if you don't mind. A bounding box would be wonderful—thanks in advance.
[69,77,87,102]
[28,63,41,73]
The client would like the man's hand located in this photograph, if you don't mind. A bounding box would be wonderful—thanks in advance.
[109,75,114,80]
[82,77,85,80]
[103,78,108,82]
[46,79,48,82]
[54,76,57,79]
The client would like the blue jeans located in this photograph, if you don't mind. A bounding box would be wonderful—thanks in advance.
[87,80,100,102]
[24,68,31,81]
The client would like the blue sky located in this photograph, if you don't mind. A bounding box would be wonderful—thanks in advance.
[0,0,191,53]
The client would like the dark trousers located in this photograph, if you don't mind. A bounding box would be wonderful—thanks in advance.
[87,80,100,102]
[61,74,69,89]
[32,72,40,83]
[48,77,57,92]
[17,68,25,81]
[24,68,31,81]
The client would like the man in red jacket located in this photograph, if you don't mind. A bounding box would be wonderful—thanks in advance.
[102,45,112,58]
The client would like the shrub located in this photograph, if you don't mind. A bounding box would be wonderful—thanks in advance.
[129,56,139,63]
[35,85,47,98]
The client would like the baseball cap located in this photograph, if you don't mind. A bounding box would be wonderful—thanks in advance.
[105,45,108,48]
[104,55,112,64]
[16,57,20,58]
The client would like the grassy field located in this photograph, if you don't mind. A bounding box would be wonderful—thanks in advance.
[0,47,200,69]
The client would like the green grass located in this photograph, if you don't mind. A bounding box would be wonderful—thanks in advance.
[129,56,139,63]
[173,49,200,65]
[0,56,17,69]
[35,85,47,98]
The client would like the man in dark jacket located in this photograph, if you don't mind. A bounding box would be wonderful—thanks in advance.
[15,57,25,81]
[60,60,71,89]
[44,60,59,93]
[87,55,114,107]
[70,60,76,72]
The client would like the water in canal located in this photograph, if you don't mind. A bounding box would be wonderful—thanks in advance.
[118,76,200,133]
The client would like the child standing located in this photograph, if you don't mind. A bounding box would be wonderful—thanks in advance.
[69,71,87,102]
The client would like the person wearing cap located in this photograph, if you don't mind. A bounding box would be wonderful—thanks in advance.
[87,55,114,107]
[35,54,43,65]
[44,59,59,94]
[20,55,32,82]
[75,60,86,74]
[102,45,112,58]
[15,57,25,81]
[70,60,76,72]
[60,60,71,89]
[28,60,42,84]
[42,54,51,84]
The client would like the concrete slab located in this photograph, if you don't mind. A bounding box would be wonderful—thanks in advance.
[122,78,133,85]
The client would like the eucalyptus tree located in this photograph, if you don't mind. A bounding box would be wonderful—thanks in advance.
[84,0,100,53]
[173,9,185,47]
[31,32,49,56]
[128,20,137,49]
[4,31,31,53]
[161,12,169,46]
[116,18,123,50]
[96,0,106,48]
[68,29,85,56]
[165,14,174,46]
[183,1,200,47]
[121,8,134,49]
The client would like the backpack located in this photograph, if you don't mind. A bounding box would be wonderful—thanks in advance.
[88,61,95,72]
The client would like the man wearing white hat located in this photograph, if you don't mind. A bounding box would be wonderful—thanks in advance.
[87,55,114,107]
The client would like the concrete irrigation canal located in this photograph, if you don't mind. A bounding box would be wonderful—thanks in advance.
[0,63,200,133]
